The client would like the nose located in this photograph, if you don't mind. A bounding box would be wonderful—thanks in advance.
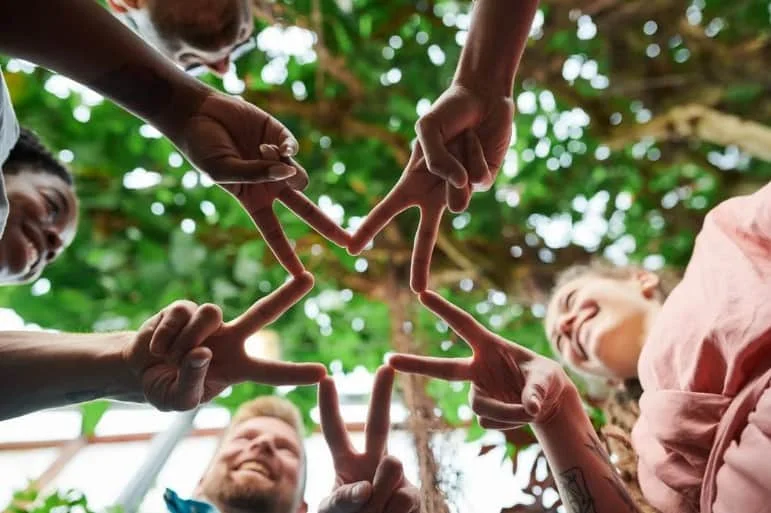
[43,227,63,262]
[207,57,230,76]
[250,434,276,454]
[559,312,576,338]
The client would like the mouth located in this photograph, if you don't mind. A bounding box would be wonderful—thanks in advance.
[20,223,45,274]
[235,461,275,481]
[573,307,598,360]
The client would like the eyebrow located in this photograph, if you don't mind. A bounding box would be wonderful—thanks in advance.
[52,189,69,215]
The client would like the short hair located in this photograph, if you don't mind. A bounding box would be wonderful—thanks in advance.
[551,259,674,302]
[227,396,307,496]
[3,128,73,185]
[146,0,246,52]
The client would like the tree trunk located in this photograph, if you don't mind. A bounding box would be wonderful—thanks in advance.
[385,268,450,513]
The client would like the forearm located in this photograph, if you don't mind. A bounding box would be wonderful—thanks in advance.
[533,387,641,513]
[0,330,140,420]
[0,0,209,139]
[454,0,540,96]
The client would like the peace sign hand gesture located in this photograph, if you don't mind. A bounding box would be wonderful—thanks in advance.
[318,366,420,513]
[390,291,572,430]
[220,144,350,276]
[348,131,487,293]
[122,272,326,411]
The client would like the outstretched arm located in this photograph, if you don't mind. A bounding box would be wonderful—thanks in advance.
[0,330,136,420]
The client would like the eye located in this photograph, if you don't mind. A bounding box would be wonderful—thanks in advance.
[565,290,577,311]
[43,194,60,219]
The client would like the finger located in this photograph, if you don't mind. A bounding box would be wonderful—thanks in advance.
[278,132,299,157]
[362,456,404,513]
[259,144,281,161]
[418,291,489,350]
[249,204,305,276]
[281,156,309,191]
[348,190,409,255]
[318,482,373,513]
[319,377,356,460]
[521,366,566,419]
[149,300,197,356]
[169,303,223,362]
[445,180,471,214]
[464,130,492,189]
[478,416,524,431]
[365,366,395,456]
[169,346,213,410]
[388,354,472,381]
[210,157,297,183]
[415,117,467,188]
[237,358,327,385]
[226,272,314,338]
[470,387,530,423]
[384,488,421,513]
[278,189,350,248]
[410,203,443,293]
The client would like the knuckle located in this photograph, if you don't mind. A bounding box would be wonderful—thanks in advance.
[198,303,223,323]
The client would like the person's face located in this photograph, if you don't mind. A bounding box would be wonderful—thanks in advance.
[112,0,254,77]
[198,417,305,513]
[0,169,78,285]
[544,272,662,380]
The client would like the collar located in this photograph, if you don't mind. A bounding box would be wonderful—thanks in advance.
[163,488,217,513]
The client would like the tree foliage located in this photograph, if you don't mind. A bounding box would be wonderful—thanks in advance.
[1,0,770,507]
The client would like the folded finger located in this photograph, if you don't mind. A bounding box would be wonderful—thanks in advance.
[415,117,467,188]
[319,377,356,460]
[388,353,472,381]
[470,387,530,423]
[365,366,395,456]
[278,189,350,248]
[478,416,525,431]
[281,156,309,191]
[210,157,297,183]
[361,456,404,513]
[464,130,492,189]
[318,482,373,513]
[150,300,197,356]
[250,204,305,276]
[348,190,409,255]
[445,180,471,214]
[226,272,314,339]
[169,346,213,410]
[410,203,443,293]
[169,303,223,362]
[383,487,421,513]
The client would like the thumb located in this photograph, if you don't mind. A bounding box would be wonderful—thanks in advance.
[170,347,212,410]
[319,482,373,513]
[210,157,297,184]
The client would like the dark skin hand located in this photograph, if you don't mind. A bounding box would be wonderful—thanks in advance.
[348,131,487,292]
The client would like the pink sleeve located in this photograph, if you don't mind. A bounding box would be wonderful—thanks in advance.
[713,181,771,244]
[710,382,771,513]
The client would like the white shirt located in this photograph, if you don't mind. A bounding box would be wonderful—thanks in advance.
[0,67,20,238]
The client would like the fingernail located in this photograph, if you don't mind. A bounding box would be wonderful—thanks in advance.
[268,164,296,179]
[351,483,369,501]
[190,357,210,369]
[530,394,541,413]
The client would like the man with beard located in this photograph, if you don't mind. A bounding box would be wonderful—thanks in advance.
[168,367,419,513]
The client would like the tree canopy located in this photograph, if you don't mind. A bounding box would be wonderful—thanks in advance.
[1,0,770,510]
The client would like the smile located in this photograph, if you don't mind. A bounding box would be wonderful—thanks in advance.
[236,461,274,480]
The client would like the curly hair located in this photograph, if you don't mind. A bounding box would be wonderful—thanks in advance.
[3,127,73,185]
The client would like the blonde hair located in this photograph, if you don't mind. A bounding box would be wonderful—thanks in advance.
[551,259,675,302]
[228,395,305,439]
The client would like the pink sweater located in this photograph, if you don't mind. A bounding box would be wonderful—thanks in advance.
[632,183,771,513]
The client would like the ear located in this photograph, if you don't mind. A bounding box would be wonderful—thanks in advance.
[294,500,308,513]
[634,270,660,299]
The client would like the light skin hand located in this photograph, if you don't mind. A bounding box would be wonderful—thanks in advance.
[122,272,327,411]
[220,144,351,276]
[349,131,487,292]
[318,366,420,513]
[389,290,571,429]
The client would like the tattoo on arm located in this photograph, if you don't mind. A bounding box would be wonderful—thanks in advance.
[557,467,596,513]
[584,432,640,513]
[64,389,103,404]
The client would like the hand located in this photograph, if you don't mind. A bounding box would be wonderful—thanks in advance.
[176,92,309,189]
[221,144,351,276]
[122,272,326,411]
[349,131,486,292]
[318,366,420,513]
[415,83,513,193]
[389,291,571,430]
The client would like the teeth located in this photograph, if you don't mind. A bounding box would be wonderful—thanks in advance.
[239,462,270,477]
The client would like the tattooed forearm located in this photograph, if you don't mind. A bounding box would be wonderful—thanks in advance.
[585,432,640,513]
[64,389,104,404]
[557,467,597,513]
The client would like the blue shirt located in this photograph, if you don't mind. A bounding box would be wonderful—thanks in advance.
[163,489,217,513]
[0,68,20,238]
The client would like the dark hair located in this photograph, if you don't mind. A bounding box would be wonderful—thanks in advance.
[3,128,73,185]
[147,0,246,52]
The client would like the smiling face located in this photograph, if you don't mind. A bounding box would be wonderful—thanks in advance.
[197,416,306,513]
[544,269,663,380]
[0,168,78,285]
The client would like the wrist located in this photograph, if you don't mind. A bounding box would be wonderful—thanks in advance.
[100,332,143,402]
[533,382,584,433]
